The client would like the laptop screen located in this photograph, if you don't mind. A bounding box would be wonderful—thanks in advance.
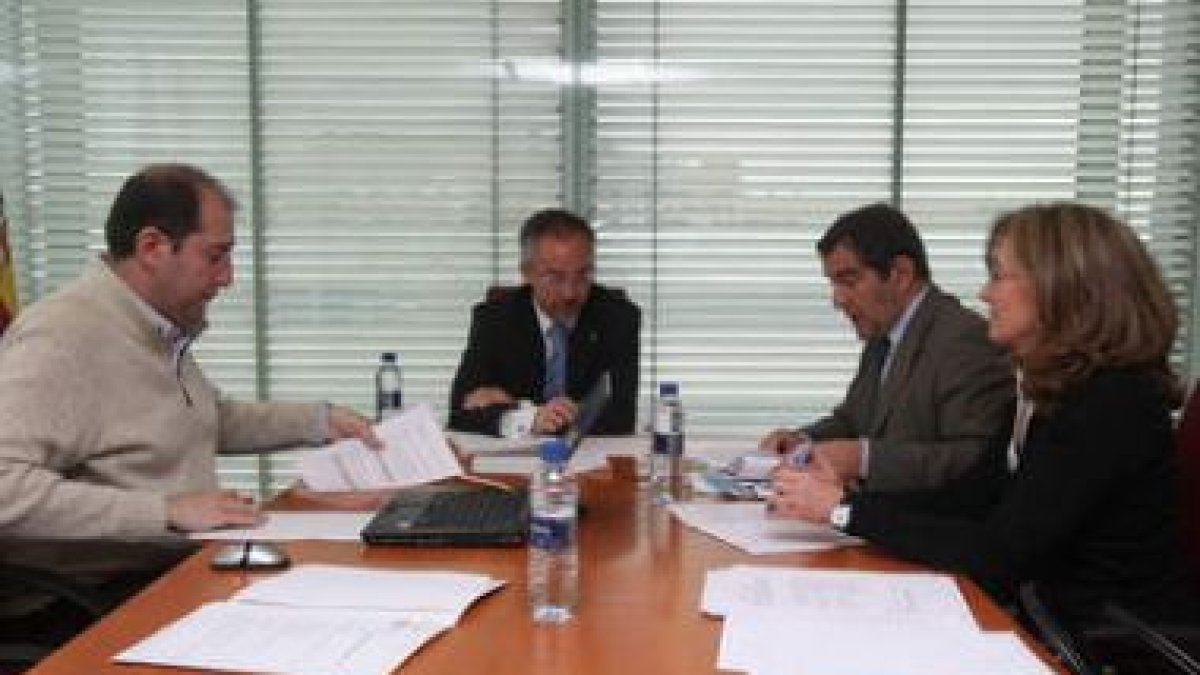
[562,371,612,456]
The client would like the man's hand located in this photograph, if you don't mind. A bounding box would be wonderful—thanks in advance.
[533,397,578,434]
[759,428,806,455]
[809,439,863,484]
[167,490,263,532]
[463,387,516,409]
[768,465,844,524]
[328,405,382,450]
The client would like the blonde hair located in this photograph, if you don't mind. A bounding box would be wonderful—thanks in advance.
[987,202,1180,409]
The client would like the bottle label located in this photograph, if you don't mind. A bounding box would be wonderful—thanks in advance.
[530,515,573,552]
[377,390,402,410]
[652,432,684,457]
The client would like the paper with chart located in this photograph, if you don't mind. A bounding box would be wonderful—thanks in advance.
[670,501,861,554]
[301,403,462,491]
[114,564,505,675]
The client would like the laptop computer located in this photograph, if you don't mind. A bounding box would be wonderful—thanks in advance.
[360,372,612,546]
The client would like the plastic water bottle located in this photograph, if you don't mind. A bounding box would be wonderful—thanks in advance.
[374,352,402,422]
[528,438,579,623]
[650,381,685,504]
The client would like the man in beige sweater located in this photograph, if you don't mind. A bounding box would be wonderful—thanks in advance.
[0,164,377,631]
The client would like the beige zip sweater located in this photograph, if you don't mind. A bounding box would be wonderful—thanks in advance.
[0,261,321,576]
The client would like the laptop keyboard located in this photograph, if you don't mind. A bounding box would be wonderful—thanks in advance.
[418,488,526,530]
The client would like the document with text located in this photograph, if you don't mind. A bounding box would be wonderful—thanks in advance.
[233,564,505,626]
[301,403,462,491]
[116,602,445,675]
[718,611,1052,675]
[115,564,505,675]
[670,502,861,554]
[702,565,977,628]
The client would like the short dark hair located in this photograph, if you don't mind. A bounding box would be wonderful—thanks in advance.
[518,208,594,265]
[816,203,931,281]
[104,163,235,259]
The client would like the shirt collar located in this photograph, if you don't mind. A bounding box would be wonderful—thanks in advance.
[887,284,929,347]
[532,299,577,335]
[107,259,194,365]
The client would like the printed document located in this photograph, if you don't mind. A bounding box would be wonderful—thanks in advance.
[707,567,1051,674]
[718,611,1052,675]
[116,602,444,675]
[670,502,861,554]
[702,566,977,628]
[233,564,505,626]
[301,403,462,491]
[115,564,505,675]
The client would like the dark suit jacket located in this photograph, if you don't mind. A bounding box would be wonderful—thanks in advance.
[805,285,1015,490]
[847,367,1195,626]
[448,284,640,436]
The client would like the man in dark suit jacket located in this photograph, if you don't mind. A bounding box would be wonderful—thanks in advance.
[449,209,640,437]
[761,203,1014,491]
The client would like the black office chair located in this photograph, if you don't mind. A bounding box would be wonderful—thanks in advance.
[0,563,107,673]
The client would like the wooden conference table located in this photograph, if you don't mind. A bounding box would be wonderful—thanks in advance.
[31,462,1061,674]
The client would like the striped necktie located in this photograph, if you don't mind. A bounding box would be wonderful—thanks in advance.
[543,321,569,400]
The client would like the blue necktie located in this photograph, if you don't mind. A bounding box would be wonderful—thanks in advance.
[544,322,569,400]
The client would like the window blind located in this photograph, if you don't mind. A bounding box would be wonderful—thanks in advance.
[252,0,563,484]
[594,0,897,433]
[2,0,1196,494]
[3,0,267,488]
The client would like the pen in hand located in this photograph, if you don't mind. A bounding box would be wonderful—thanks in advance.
[786,438,814,468]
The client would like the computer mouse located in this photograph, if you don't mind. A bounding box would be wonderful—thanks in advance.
[210,541,291,570]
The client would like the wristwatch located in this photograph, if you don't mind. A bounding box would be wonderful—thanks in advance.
[829,500,853,531]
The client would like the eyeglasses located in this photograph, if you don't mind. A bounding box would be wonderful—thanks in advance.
[536,268,594,290]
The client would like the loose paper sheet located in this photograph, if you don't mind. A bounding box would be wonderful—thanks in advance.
[301,404,462,491]
[670,502,861,554]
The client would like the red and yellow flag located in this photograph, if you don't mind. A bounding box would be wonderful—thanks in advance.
[0,202,17,334]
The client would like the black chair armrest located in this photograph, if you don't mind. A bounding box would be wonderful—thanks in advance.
[1018,582,1100,675]
[1099,602,1200,674]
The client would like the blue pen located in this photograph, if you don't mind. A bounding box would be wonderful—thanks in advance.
[786,439,814,467]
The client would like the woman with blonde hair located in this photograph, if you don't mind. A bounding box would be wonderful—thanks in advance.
[772,202,1195,626]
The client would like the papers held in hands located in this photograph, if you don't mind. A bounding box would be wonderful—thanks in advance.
[300,403,462,491]
[698,452,780,500]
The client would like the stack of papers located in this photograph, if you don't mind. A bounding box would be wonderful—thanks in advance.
[116,564,504,675]
[450,432,619,475]
[669,502,861,554]
[704,566,1053,675]
[301,404,463,491]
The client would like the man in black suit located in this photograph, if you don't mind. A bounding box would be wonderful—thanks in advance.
[449,209,640,437]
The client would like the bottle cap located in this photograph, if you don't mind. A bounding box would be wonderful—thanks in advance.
[539,438,572,463]
[658,381,679,397]
[381,351,397,363]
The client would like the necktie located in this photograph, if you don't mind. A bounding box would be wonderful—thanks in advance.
[544,321,569,400]
[871,335,893,383]
[863,336,892,420]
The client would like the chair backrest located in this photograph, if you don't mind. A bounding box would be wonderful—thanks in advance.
[485,285,517,304]
[1175,384,1200,585]
[484,284,628,305]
